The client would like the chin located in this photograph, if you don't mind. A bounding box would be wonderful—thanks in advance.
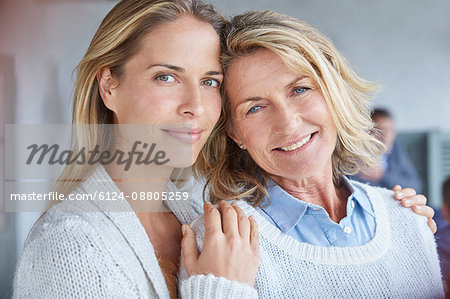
[271,162,319,181]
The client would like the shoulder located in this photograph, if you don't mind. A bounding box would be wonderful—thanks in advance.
[350,180,402,213]
[19,200,121,268]
[352,180,433,240]
[24,180,113,243]
[350,179,395,199]
[14,200,142,297]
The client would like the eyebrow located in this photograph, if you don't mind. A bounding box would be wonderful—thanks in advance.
[286,76,306,89]
[236,96,262,107]
[148,64,185,72]
[147,64,223,76]
[205,71,223,76]
[237,76,307,105]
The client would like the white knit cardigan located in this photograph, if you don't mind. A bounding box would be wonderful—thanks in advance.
[181,182,444,298]
[13,166,257,298]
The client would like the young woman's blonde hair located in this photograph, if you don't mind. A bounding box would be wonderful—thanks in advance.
[195,10,385,206]
[54,0,225,196]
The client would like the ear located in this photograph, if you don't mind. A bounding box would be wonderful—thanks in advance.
[227,126,244,148]
[97,67,118,113]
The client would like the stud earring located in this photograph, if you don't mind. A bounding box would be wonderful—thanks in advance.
[239,145,245,149]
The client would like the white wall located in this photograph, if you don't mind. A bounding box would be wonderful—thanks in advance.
[0,0,116,262]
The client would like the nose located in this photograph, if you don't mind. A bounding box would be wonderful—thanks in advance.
[272,102,302,135]
[177,85,205,118]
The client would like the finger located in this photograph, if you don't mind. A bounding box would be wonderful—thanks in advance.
[204,202,221,237]
[232,201,250,240]
[392,185,402,191]
[181,224,199,275]
[219,200,239,236]
[394,187,417,200]
[401,194,426,207]
[249,215,260,254]
[428,219,437,234]
[411,205,435,219]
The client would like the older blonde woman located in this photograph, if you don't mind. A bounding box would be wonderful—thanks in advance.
[181,10,444,298]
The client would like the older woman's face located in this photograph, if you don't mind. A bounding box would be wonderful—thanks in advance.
[226,49,337,181]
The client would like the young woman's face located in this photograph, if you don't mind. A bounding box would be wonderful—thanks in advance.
[226,49,337,182]
[105,16,222,166]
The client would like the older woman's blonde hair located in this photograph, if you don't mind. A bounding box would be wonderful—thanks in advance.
[54,0,225,196]
[195,10,384,206]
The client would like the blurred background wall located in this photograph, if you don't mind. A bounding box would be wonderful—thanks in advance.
[0,0,449,297]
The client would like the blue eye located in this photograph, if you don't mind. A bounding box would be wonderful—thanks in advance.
[202,79,221,87]
[156,74,176,82]
[294,87,308,94]
[248,106,261,113]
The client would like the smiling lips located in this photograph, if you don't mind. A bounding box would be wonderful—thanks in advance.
[161,127,203,144]
[276,133,314,152]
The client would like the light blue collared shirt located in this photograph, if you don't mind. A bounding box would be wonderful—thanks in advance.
[257,176,376,247]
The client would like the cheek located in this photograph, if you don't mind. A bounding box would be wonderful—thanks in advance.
[240,122,268,151]
[305,99,329,121]
[208,95,222,123]
[139,89,183,120]
[118,84,166,111]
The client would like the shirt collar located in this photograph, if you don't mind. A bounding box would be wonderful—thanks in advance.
[259,180,307,233]
[341,176,374,217]
[259,176,373,233]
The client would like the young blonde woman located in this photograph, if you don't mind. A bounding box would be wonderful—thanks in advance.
[13,1,259,298]
[13,1,435,298]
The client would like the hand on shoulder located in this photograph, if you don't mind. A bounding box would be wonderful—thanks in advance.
[181,200,260,287]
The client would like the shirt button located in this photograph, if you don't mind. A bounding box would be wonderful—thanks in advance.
[344,226,352,234]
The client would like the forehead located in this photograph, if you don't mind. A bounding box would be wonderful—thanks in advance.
[228,49,289,78]
[225,49,309,99]
[133,16,221,66]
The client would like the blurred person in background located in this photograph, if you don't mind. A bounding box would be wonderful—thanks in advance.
[352,108,423,193]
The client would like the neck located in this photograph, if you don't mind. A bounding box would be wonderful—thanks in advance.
[105,159,182,265]
[105,161,174,213]
[270,166,349,223]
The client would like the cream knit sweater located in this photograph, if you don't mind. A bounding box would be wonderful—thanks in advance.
[181,182,444,298]
[13,166,257,298]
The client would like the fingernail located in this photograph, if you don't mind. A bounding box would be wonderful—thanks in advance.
[403,199,412,206]
[415,205,422,211]
[396,191,403,198]
[231,201,237,207]
[182,225,186,235]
